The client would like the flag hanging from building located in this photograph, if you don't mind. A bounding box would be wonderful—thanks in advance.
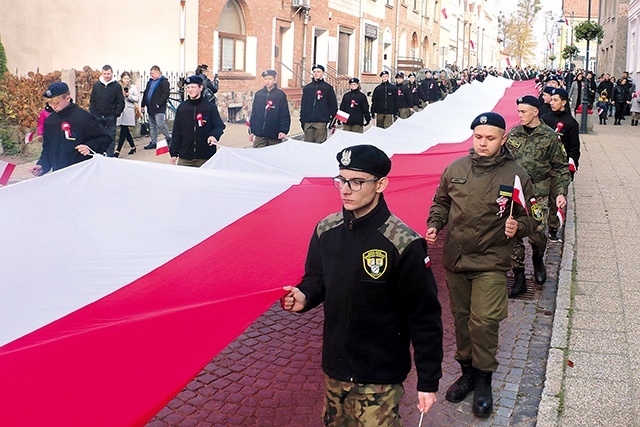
[470,39,475,49]
[0,160,16,186]
[441,8,448,19]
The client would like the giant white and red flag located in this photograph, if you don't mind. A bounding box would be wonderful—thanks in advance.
[0,77,534,426]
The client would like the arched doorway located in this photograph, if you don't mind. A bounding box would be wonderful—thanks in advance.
[411,32,419,58]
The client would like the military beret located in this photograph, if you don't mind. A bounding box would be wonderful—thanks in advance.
[184,75,203,85]
[261,69,277,77]
[470,112,506,130]
[516,95,541,110]
[337,145,392,178]
[395,72,405,78]
[551,88,569,100]
[380,70,390,77]
[43,81,69,98]
[543,86,555,95]
[312,64,325,72]
[408,72,416,77]
[348,77,360,84]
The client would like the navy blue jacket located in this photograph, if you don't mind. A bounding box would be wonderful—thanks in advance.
[249,86,291,139]
[170,96,225,160]
[300,79,338,125]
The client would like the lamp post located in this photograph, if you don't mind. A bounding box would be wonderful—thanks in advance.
[580,0,592,134]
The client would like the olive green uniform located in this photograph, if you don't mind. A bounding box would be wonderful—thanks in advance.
[428,147,536,371]
[506,123,570,269]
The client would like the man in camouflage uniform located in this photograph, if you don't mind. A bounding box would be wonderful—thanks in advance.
[506,95,570,297]
[282,145,443,426]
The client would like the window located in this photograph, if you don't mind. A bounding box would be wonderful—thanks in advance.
[218,0,246,71]
[364,37,374,73]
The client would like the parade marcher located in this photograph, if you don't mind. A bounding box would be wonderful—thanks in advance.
[539,86,554,117]
[282,144,443,426]
[141,65,172,150]
[169,75,225,167]
[421,71,441,104]
[30,82,111,176]
[406,72,426,111]
[249,69,291,147]
[89,64,125,157]
[338,77,370,133]
[438,70,452,99]
[426,112,536,419]
[395,72,413,119]
[300,64,338,143]
[541,88,581,242]
[115,71,139,157]
[370,70,397,129]
[506,96,570,297]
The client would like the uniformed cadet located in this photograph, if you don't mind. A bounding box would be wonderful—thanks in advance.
[282,145,443,427]
[370,71,398,129]
[395,72,413,119]
[426,112,537,419]
[506,95,570,297]
[420,71,441,104]
[541,87,581,241]
[338,78,370,133]
[407,72,426,111]
[249,69,291,147]
[538,86,554,117]
[300,64,338,143]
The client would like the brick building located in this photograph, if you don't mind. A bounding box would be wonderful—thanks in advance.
[597,0,628,77]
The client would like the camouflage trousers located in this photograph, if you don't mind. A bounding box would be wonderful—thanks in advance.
[322,374,404,427]
[511,196,549,269]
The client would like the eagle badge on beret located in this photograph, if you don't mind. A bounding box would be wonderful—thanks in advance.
[517,97,523,103]
[480,116,488,124]
[45,90,52,97]
[340,149,352,166]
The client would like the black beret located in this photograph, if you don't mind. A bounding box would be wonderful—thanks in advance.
[337,145,392,178]
[379,70,389,77]
[395,72,405,78]
[261,69,277,77]
[408,72,416,77]
[312,64,325,72]
[551,88,569,100]
[516,95,541,109]
[43,82,69,98]
[470,112,506,130]
[348,77,360,84]
[543,86,555,95]
[184,75,203,85]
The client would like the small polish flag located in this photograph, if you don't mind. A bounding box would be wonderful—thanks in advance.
[335,110,350,123]
[441,8,448,19]
[24,132,35,144]
[0,160,16,186]
[568,157,576,173]
[564,16,569,25]
[469,40,475,49]
[556,207,566,228]
[156,139,169,156]
[549,42,553,50]
[512,175,528,214]
[424,256,431,269]
[506,57,511,66]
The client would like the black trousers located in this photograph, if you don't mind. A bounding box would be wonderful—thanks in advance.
[117,125,135,151]
[96,116,117,156]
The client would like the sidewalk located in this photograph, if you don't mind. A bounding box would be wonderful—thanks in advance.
[537,121,640,426]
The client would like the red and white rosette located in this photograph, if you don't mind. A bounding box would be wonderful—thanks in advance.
[196,113,204,127]
[61,122,72,139]
[265,100,273,110]
[350,99,356,109]
[316,90,322,100]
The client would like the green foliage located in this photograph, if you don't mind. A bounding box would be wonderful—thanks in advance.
[561,45,579,60]
[0,37,7,77]
[574,21,604,43]
[500,0,542,66]
[549,54,557,62]
[0,121,19,155]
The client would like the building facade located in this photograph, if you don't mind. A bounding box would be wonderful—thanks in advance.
[598,0,628,76]
[555,0,600,71]
[628,0,640,83]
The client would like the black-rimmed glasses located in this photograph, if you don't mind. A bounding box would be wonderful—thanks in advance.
[333,176,380,192]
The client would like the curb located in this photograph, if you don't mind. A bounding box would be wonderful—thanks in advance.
[536,183,576,427]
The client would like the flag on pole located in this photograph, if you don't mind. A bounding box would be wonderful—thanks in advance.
[564,16,569,25]
[512,175,528,214]
[557,207,565,228]
[568,157,576,173]
[469,40,475,49]
[0,160,16,186]
[335,110,350,123]
[549,42,553,50]
[24,132,35,144]
[156,139,169,156]
[441,8,448,19]
[506,57,511,66]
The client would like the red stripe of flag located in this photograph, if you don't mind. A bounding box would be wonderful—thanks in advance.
[0,160,16,186]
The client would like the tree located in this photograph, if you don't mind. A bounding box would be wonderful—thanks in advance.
[574,21,604,44]
[500,0,542,67]
[0,36,8,77]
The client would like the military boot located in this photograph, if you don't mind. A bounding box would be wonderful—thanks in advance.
[473,370,494,418]
[533,255,547,284]
[509,268,526,298]
[445,360,477,402]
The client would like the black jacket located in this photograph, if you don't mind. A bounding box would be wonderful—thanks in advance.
[300,79,338,125]
[420,78,441,102]
[370,82,398,115]
[142,76,170,115]
[89,79,125,118]
[541,109,581,170]
[396,82,413,109]
[249,86,291,139]
[406,81,426,106]
[298,196,443,392]
[339,89,371,126]
[170,96,225,160]
[612,84,630,104]
[38,103,111,173]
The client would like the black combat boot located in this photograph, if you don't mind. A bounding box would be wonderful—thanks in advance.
[533,255,547,284]
[473,370,494,418]
[509,268,526,298]
[548,227,561,242]
[445,360,477,402]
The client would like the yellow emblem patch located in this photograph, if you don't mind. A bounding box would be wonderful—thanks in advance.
[508,137,521,148]
[363,249,388,279]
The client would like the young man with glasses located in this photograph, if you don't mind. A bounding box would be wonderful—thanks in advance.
[282,144,443,426]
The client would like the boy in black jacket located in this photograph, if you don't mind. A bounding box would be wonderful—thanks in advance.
[249,69,291,147]
[338,78,370,133]
[370,71,398,129]
[300,64,338,143]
